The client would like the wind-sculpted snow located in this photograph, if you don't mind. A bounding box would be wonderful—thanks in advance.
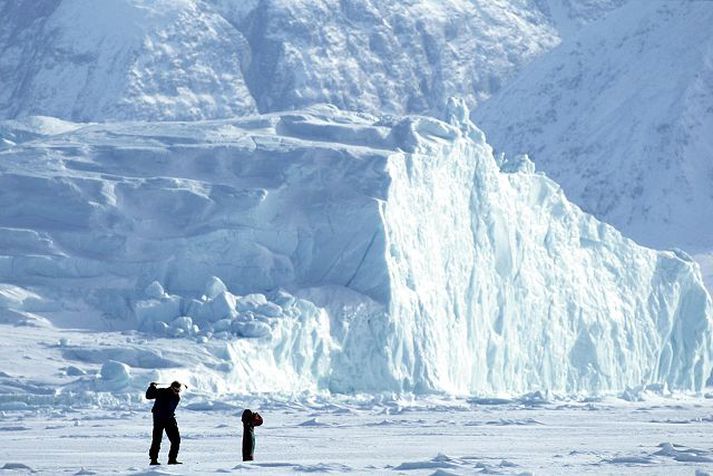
[0,102,710,396]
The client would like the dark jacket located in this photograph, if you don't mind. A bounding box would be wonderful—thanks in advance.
[241,409,264,461]
[146,385,180,419]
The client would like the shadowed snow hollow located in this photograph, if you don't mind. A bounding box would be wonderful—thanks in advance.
[0,101,710,396]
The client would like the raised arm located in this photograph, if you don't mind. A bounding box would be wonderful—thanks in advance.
[145,382,158,400]
[253,412,263,427]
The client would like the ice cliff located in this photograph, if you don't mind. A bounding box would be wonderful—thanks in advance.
[0,102,710,396]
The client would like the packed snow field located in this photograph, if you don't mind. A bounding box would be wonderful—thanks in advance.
[3,321,713,474]
[3,389,713,475]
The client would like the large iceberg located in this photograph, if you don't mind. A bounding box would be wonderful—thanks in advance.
[0,101,710,395]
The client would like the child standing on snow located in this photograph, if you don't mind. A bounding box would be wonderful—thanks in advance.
[241,408,264,461]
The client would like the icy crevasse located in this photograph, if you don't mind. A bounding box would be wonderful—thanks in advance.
[0,102,710,395]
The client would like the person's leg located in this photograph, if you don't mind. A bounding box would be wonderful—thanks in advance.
[165,417,181,463]
[251,432,256,460]
[149,417,165,462]
[242,428,254,461]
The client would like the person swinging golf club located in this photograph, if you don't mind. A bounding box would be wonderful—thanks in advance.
[146,381,185,465]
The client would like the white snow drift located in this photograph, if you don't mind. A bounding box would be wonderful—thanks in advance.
[0,101,710,396]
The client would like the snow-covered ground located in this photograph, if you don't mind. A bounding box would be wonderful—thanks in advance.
[3,391,713,475]
[3,321,713,475]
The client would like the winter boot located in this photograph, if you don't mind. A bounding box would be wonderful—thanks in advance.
[149,459,160,465]
[168,460,183,465]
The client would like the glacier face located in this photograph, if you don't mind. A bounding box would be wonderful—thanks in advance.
[372,102,712,394]
[0,103,710,395]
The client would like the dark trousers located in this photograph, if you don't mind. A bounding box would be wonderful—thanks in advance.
[242,428,255,461]
[149,416,180,461]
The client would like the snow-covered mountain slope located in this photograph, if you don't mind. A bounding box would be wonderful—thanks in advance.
[475,0,713,252]
[212,0,559,117]
[0,0,630,122]
[1,103,710,396]
[0,0,257,121]
[533,0,628,37]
